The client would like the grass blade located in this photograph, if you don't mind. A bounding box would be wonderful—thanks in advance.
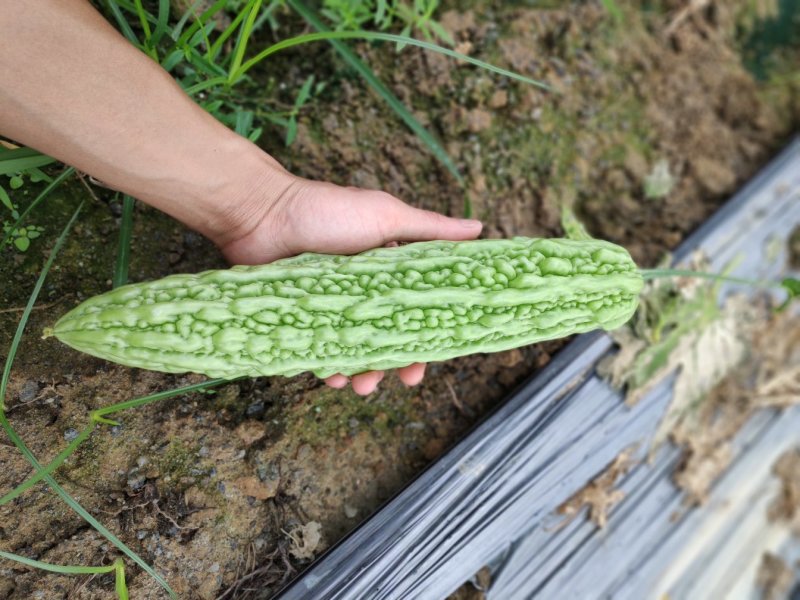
[0,414,175,597]
[0,186,11,211]
[94,378,231,419]
[0,549,119,576]
[0,422,96,504]
[0,146,56,176]
[287,0,464,185]
[132,0,153,43]
[176,0,228,46]
[113,195,135,288]
[234,29,551,91]
[185,43,229,77]
[105,0,141,46]
[184,75,229,96]
[209,0,253,60]
[151,0,171,46]
[0,202,84,410]
[116,559,130,600]
[228,0,263,84]
[1,377,228,505]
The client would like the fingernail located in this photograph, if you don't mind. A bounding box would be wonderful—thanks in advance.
[458,218,481,228]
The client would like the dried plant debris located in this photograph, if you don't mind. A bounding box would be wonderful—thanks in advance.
[767,448,800,535]
[557,449,635,529]
[678,307,799,504]
[750,320,800,410]
[285,521,323,561]
[672,441,733,506]
[757,552,796,600]
[600,253,800,505]
[598,253,759,412]
[756,449,800,598]
[668,307,798,505]
[446,567,492,600]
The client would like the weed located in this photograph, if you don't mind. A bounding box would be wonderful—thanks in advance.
[320,0,453,47]
[0,190,44,252]
[0,146,66,252]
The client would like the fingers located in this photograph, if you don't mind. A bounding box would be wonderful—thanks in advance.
[384,199,483,244]
[323,363,426,394]
[324,373,348,389]
[351,371,385,395]
[324,371,385,395]
[398,363,426,386]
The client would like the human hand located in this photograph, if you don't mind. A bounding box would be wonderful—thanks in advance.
[216,172,483,395]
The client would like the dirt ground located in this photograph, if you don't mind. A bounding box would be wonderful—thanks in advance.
[1,1,799,598]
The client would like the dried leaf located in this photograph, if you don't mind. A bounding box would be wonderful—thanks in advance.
[757,553,794,600]
[670,303,798,505]
[652,299,751,451]
[767,449,800,534]
[599,254,758,445]
[557,450,634,529]
[286,521,323,560]
[672,443,732,505]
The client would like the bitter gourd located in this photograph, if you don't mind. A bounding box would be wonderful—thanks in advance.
[49,237,643,379]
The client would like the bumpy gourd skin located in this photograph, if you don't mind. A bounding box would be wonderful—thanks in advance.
[51,237,643,379]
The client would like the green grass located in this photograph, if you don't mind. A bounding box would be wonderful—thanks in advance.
[0,146,57,176]
[0,551,129,599]
[112,195,135,289]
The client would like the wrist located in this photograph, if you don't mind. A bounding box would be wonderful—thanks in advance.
[188,138,296,249]
[134,134,296,250]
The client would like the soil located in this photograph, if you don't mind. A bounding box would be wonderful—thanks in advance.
[1,1,799,598]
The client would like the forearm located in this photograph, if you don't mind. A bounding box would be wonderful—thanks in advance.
[0,0,290,244]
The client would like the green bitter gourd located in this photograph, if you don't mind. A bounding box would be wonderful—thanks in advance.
[48,237,643,379]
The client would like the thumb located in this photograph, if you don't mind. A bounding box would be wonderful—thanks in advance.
[384,199,483,243]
